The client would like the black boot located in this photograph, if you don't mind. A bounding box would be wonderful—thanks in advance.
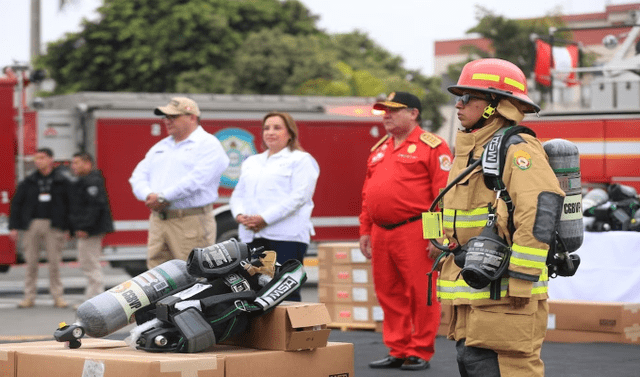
[369,355,406,369]
[401,356,430,371]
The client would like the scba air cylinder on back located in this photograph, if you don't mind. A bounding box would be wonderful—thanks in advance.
[54,259,196,347]
[542,138,583,276]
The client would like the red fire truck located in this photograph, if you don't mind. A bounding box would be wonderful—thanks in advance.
[0,72,386,275]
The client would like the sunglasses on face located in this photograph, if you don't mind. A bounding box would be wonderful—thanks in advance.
[455,93,489,105]
[164,114,183,120]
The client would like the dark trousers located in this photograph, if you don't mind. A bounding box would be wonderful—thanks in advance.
[247,238,308,301]
[456,339,501,377]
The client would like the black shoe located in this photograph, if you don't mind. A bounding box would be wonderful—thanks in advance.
[369,355,406,369]
[401,356,430,371]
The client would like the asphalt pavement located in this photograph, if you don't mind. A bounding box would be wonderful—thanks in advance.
[1,262,639,376]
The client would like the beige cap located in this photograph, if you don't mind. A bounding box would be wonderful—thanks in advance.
[154,97,201,117]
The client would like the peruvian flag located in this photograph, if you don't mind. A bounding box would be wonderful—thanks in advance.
[534,39,579,87]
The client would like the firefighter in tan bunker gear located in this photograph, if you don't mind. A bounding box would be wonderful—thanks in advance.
[434,58,565,376]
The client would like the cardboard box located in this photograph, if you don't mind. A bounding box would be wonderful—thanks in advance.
[318,265,374,285]
[318,283,379,305]
[0,339,354,377]
[548,301,640,333]
[546,300,640,344]
[544,328,639,344]
[224,302,331,351]
[325,303,384,325]
[317,242,367,265]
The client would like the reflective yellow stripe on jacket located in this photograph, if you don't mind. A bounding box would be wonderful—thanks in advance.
[443,208,489,228]
[437,268,549,301]
[511,243,548,271]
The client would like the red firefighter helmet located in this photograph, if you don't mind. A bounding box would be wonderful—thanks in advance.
[448,58,540,113]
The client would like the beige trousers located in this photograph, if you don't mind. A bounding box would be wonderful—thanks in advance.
[146,211,217,269]
[78,235,105,300]
[22,219,65,301]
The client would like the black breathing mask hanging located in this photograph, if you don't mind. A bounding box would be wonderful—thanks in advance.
[458,210,511,290]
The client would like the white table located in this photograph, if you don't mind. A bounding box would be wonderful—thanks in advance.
[548,231,640,302]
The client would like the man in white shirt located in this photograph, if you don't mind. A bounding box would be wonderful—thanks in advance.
[129,97,230,268]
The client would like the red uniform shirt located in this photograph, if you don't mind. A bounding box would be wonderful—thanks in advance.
[359,126,452,234]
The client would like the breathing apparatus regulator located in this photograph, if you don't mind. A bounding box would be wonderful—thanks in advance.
[456,210,511,290]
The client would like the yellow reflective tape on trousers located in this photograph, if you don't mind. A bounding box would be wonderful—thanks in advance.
[511,243,548,270]
[443,207,489,228]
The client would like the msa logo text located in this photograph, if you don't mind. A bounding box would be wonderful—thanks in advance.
[267,276,298,301]
[485,136,501,164]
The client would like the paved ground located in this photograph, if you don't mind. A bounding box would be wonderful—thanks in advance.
[1,262,639,376]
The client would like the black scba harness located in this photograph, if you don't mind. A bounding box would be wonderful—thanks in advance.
[479,126,537,237]
[427,125,581,303]
[131,239,306,353]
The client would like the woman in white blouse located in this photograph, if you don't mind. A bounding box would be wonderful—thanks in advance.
[230,112,320,301]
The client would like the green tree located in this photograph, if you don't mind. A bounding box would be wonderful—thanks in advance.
[39,0,320,93]
[230,29,335,94]
[37,0,448,129]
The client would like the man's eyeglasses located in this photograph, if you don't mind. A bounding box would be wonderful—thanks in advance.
[164,114,183,120]
[455,93,489,105]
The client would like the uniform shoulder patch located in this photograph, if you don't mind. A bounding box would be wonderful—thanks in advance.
[419,132,442,148]
[370,135,389,152]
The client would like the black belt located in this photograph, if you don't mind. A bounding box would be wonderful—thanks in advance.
[378,215,422,230]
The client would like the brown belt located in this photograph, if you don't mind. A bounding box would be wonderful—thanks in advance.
[157,204,213,220]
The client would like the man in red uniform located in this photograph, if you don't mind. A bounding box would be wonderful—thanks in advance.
[359,92,452,370]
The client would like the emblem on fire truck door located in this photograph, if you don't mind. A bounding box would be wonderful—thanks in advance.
[215,128,257,189]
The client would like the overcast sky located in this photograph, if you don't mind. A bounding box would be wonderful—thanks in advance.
[0,0,621,76]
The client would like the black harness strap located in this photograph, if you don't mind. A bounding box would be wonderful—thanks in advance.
[482,125,536,239]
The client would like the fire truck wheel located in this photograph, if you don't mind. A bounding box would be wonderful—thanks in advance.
[0,265,9,273]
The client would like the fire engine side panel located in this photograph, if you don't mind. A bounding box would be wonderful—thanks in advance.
[521,118,607,184]
[294,120,378,240]
[96,118,163,247]
[603,119,640,192]
[0,79,16,264]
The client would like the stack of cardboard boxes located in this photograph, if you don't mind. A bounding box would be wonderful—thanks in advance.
[545,300,640,344]
[0,302,354,377]
[316,241,452,335]
[317,242,383,329]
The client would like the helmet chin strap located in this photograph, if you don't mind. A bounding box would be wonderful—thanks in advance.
[465,96,500,132]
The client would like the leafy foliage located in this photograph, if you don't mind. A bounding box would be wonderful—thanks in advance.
[39,0,448,129]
